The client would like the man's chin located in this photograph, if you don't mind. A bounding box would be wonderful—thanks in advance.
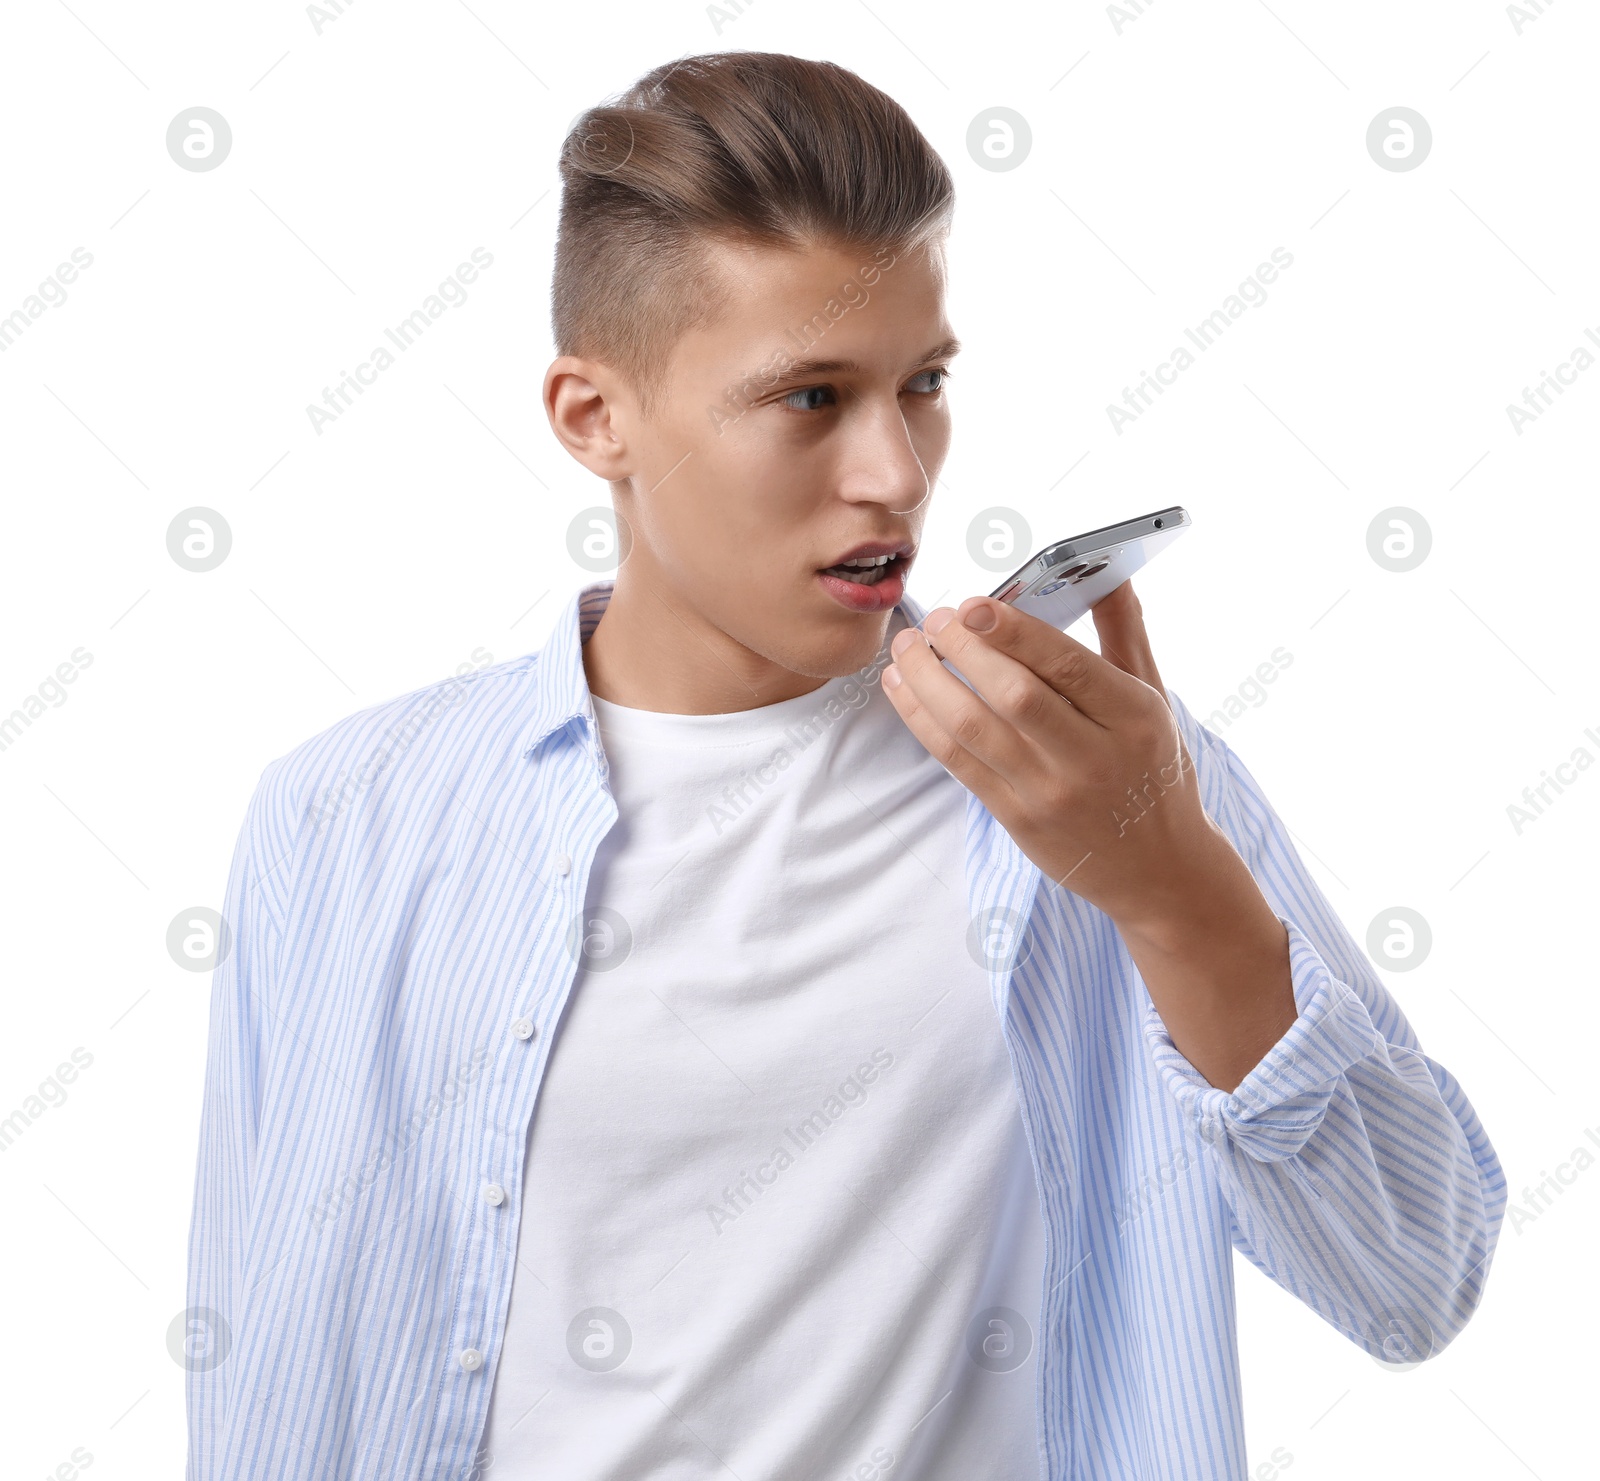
[781,601,898,681]
[700,576,901,684]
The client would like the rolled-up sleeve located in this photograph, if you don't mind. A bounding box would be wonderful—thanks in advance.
[1144,689,1508,1365]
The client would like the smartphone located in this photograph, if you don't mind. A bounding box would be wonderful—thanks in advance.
[987,506,1191,631]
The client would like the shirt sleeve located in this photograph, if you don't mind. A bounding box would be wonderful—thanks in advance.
[184,762,294,1480]
[1143,688,1508,1366]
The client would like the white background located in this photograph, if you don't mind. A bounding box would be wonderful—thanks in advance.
[1,1,1594,1477]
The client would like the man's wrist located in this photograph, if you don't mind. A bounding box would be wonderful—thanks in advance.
[1109,823,1268,954]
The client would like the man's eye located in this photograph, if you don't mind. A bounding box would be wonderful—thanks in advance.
[906,366,950,395]
[781,385,836,411]
[779,369,949,412]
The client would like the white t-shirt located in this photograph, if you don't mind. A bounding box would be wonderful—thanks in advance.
[482,610,1046,1479]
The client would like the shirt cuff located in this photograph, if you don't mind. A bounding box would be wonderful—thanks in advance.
[1142,915,1387,1163]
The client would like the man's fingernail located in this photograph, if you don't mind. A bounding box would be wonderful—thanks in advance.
[963,602,997,632]
[924,609,952,636]
[891,628,917,657]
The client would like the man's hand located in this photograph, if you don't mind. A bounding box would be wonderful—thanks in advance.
[882,581,1297,1093]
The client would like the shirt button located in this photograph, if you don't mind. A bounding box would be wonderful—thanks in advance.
[554,852,572,876]
[483,1183,506,1207]
[459,1348,483,1372]
[511,1017,535,1041]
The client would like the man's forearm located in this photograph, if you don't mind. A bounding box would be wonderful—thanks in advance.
[1113,825,1298,1093]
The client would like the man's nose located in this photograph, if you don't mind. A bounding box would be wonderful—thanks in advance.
[836,391,931,515]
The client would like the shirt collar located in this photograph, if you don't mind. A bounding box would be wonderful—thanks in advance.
[519,580,613,775]
[522,580,936,775]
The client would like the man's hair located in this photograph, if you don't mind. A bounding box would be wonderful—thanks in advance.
[552,51,955,416]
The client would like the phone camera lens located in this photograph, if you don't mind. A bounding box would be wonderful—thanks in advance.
[1069,560,1110,583]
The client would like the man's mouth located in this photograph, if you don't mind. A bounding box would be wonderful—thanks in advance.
[815,547,913,613]
[817,552,904,587]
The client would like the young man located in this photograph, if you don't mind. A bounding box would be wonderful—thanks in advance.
[186,51,1504,1481]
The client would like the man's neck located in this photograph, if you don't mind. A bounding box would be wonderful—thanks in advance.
[581,568,832,716]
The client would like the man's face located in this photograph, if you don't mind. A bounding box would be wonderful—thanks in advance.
[590,236,957,682]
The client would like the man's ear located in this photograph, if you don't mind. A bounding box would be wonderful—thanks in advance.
[544,355,634,481]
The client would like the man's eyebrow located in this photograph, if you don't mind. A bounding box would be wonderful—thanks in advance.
[766,337,964,384]
[916,335,963,365]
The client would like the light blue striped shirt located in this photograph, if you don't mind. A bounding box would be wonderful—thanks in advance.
[186,580,1505,1480]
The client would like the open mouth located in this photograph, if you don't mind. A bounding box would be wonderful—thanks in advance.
[817,552,906,587]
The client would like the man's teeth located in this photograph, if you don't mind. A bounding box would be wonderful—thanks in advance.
[825,554,897,585]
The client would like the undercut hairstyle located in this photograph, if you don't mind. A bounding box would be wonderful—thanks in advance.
[552,51,955,416]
